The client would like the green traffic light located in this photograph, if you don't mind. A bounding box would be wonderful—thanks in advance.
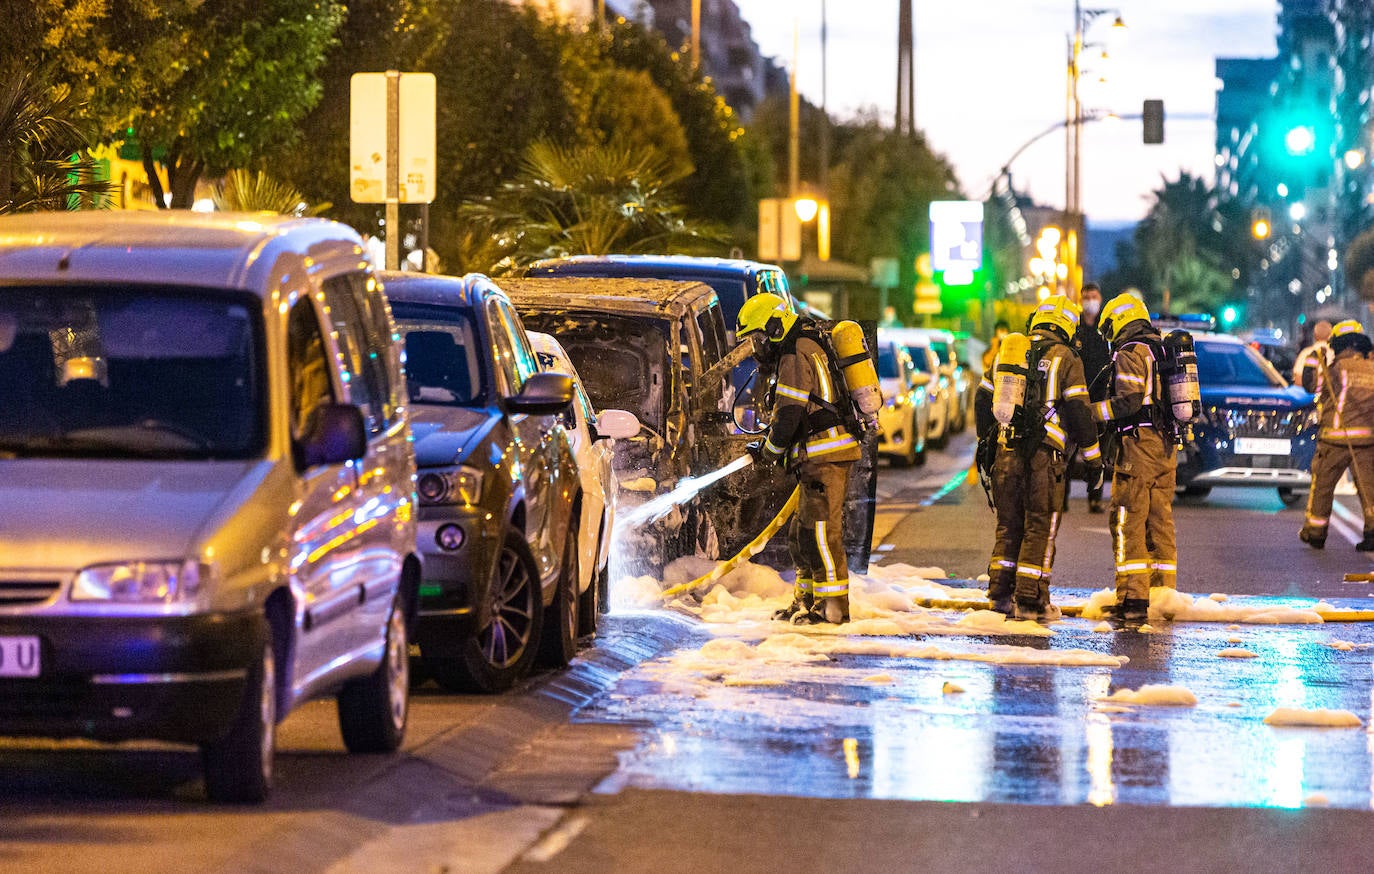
[1221,305,1238,326]
[1284,125,1316,156]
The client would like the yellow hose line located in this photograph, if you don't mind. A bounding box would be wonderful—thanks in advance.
[659,487,802,601]
[908,597,1374,623]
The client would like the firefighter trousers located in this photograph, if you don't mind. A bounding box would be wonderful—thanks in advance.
[789,460,853,600]
[987,445,1067,606]
[1303,440,1374,539]
[1110,427,1177,600]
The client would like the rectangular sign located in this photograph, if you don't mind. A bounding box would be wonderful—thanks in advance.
[929,200,984,275]
[758,198,781,261]
[350,72,437,204]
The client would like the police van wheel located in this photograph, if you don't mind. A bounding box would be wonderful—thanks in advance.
[1180,485,1211,499]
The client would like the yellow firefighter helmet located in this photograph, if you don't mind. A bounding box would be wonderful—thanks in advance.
[736,292,797,342]
[1099,293,1152,342]
[1331,319,1365,340]
[1029,294,1082,338]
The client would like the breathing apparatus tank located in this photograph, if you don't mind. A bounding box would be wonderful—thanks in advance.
[1163,330,1200,424]
[992,332,1032,426]
[830,320,883,429]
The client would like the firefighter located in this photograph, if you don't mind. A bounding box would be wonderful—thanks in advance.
[738,293,862,624]
[1094,294,1177,628]
[974,295,1103,622]
[1300,319,1374,550]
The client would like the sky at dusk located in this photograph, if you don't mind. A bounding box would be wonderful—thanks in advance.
[731,0,1281,224]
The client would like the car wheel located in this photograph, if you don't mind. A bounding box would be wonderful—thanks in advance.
[429,529,542,694]
[1180,485,1212,498]
[539,524,580,668]
[201,635,275,803]
[1277,486,1305,507]
[931,415,949,449]
[337,597,409,753]
[892,419,918,468]
[596,563,610,614]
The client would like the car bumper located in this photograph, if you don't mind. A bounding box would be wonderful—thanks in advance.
[413,505,502,656]
[0,611,265,744]
[1187,466,1311,487]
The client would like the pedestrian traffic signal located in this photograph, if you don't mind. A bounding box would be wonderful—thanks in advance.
[1142,99,1164,145]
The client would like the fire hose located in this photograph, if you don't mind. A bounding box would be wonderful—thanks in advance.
[658,485,801,601]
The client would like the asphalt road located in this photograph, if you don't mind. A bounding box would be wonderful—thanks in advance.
[6,435,1374,873]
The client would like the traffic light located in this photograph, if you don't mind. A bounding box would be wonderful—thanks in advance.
[1220,305,1241,329]
[1142,99,1164,145]
[1250,207,1271,240]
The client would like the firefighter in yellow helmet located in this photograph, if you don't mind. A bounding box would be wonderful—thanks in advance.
[973,294,1103,622]
[1094,293,1176,628]
[738,293,862,624]
[1300,319,1374,550]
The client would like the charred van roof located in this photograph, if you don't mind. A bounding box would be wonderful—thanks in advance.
[498,276,720,319]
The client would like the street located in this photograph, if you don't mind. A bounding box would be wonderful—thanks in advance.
[8,435,1374,872]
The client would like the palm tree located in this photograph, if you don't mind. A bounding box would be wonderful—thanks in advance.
[456,141,724,274]
[212,169,331,216]
[0,69,112,213]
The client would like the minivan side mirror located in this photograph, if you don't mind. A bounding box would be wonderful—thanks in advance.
[594,409,640,440]
[504,371,574,416]
[297,403,367,468]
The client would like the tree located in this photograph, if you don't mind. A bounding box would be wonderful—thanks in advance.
[212,169,330,216]
[456,141,724,274]
[583,67,693,177]
[124,0,345,207]
[0,70,112,214]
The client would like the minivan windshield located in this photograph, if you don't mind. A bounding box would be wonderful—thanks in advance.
[393,302,486,406]
[0,286,263,459]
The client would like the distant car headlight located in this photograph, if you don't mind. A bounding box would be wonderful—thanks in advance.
[417,465,484,505]
[71,560,209,603]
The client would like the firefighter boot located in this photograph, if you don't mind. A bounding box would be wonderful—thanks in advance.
[1299,527,1326,550]
[773,579,815,620]
[1358,532,1374,552]
[1014,599,1062,625]
[1113,598,1151,630]
[819,594,850,625]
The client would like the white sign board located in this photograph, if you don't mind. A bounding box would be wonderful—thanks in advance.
[757,198,801,262]
[929,200,983,276]
[350,72,437,204]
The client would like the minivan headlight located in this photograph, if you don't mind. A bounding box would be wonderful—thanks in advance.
[417,466,484,506]
[71,560,207,603]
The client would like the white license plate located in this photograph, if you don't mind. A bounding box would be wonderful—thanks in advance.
[0,636,40,678]
[1236,437,1292,456]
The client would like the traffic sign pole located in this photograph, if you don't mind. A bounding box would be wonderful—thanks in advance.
[385,70,400,271]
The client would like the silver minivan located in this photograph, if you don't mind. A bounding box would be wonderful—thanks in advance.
[0,212,419,802]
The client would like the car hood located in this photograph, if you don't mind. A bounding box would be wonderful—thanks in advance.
[0,459,264,570]
[1200,383,1312,409]
[410,405,500,468]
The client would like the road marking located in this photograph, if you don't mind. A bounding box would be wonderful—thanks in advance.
[521,813,591,863]
[1331,499,1369,552]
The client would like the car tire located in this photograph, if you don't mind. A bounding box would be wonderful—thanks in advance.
[892,418,918,468]
[337,597,409,754]
[1277,487,1305,507]
[201,636,275,804]
[428,529,543,694]
[1180,485,1212,498]
[539,524,580,668]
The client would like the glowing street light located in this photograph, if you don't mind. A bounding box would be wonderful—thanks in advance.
[793,197,819,223]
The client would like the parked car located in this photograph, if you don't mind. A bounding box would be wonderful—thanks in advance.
[912,327,971,432]
[875,339,929,467]
[502,276,793,571]
[880,328,952,448]
[0,212,419,803]
[527,330,641,628]
[1174,330,1317,505]
[382,271,583,693]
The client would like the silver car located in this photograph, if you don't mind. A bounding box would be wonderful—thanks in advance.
[0,212,419,802]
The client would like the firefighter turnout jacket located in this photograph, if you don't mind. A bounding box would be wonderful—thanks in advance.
[1302,347,1374,543]
[1093,323,1178,597]
[761,329,862,466]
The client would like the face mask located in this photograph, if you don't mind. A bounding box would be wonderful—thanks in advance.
[1083,298,1101,317]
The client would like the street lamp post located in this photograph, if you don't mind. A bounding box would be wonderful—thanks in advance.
[1065,2,1124,301]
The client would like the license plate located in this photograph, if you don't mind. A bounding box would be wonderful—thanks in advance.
[1236,437,1292,456]
[0,636,40,677]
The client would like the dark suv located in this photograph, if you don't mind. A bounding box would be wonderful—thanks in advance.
[1176,330,1318,505]
[382,272,584,693]
[502,276,795,573]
